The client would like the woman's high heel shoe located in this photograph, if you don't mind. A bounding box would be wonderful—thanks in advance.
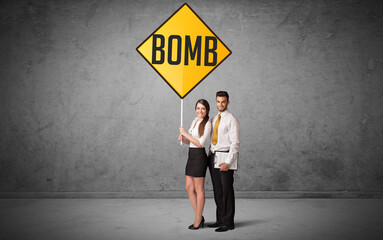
[188,216,205,230]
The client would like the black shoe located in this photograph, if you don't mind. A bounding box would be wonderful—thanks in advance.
[207,222,222,228]
[215,225,235,232]
[188,216,205,230]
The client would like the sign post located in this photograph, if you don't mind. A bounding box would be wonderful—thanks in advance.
[137,3,231,144]
[180,99,183,145]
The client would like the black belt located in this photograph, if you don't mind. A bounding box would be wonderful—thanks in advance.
[211,150,229,155]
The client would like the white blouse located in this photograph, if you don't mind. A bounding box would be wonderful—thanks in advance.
[188,117,212,148]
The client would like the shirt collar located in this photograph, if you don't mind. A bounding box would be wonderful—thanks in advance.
[218,109,229,118]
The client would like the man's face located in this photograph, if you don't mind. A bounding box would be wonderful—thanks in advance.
[216,96,229,112]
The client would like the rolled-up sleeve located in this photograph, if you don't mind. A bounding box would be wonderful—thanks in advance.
[226,117,240,165]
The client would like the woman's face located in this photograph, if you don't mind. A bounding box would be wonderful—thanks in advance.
[195,103,207,119]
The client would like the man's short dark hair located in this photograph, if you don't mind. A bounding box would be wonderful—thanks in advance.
[216,91,229,101]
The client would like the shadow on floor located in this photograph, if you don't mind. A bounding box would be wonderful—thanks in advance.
[235,219,269,228]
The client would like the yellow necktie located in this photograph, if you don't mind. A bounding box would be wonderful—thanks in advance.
[212,114,221,145]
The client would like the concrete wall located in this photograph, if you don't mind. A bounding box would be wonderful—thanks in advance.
[1,0,383,195]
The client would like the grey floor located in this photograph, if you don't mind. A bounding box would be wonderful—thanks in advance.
[0,198,382,240]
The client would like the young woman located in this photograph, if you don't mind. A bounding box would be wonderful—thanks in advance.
[179,99,211,230]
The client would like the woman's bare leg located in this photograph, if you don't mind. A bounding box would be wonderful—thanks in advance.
[193,177,205,227]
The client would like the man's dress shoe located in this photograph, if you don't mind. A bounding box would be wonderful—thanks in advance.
[215,225,235,232]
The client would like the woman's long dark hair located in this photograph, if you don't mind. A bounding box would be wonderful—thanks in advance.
[195,99,210,137]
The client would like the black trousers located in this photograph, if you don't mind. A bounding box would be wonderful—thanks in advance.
[208,154,235,227]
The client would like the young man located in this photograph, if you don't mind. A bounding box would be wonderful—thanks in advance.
[208,91,240,232]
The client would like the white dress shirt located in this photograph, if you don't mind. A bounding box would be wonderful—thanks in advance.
[188,117,212,148]
[210,110,240,165]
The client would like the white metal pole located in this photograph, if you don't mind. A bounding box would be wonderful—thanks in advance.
[180,98,183,145]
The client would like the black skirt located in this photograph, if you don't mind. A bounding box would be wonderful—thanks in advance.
[185,147,208,177]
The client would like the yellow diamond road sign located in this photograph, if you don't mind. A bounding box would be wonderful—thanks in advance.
[137,3,231,99]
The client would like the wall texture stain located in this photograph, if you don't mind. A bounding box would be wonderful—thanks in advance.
[0,0,383,193]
